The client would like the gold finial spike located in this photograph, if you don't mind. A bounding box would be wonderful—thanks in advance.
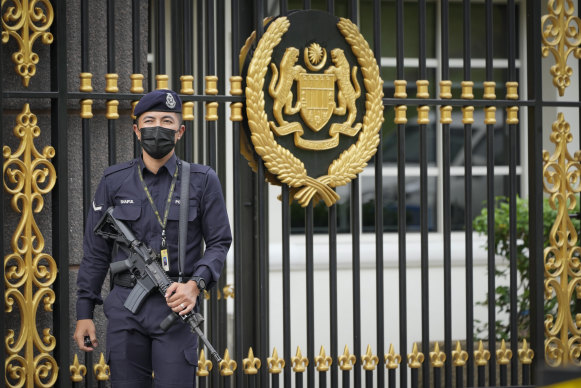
[417,106,430,125]
[518,339,534,365]
[219,348,238,376]
[180,75,195,95]
[230,102,244,122]
[267,347,285,374]
[416,80,429,99]
[93,353,111,381]
[182,102,195,121]
[429,342,446,368]
[230,76,243,95]
[407,342,425,369]
[394,80,407,98]
[80,99,93,119]
[394,105,407,125]
[291,346,309,373]
[452,341,469,367]
[205,75,219,95]
[130,74,144,93]
[362,344,379,371]
[461,81,474,99]
[315,346,333,372]
[474,340,491,366]
[243,347,261,375]
[506,106,519,125]
[70,354,87,382]
[484,106,496,125]
[440,80,452,99]
[80,73,93,92]
[206,102,219,121]
[197,349,213,376]
[483,81,496,100]
[462,106,474,124]
[105,73,119,93]
[385,343,402,370]
[106,100,119,120]
[156,74,169,90]
[505,81,518,100]
[440,106,453,124]
[339,345,356,371]
[496,339,512,365]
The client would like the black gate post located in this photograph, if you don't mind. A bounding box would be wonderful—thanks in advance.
[51,0,70,386]
[526,0,545,381]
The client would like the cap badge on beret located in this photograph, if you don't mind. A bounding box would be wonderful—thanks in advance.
[166,93,177,109]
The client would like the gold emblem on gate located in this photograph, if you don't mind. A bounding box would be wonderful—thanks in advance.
[242,11,384,207]
[268,46,363,151]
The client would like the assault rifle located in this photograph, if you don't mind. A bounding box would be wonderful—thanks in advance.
[94,206,222,363]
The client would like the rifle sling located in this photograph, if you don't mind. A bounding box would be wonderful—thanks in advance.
[178,161,190,282]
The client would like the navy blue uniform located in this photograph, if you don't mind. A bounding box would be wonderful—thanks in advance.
[76,153,231,387]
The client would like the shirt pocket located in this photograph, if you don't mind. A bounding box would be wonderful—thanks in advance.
[168,200,198,222]
[112,201,142,221]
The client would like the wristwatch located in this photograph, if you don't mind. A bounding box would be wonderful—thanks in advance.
[191,276,206,291]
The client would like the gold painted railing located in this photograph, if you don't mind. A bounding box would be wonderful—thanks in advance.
[3,105,58,387]
[69,341,535,383]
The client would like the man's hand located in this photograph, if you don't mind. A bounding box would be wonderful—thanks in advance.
[74,319,97,352]
[165,280,200,315]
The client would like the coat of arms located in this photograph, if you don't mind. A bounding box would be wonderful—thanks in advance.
[242,11,384,207]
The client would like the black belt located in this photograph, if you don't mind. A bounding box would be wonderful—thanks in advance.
[112,271,190,288]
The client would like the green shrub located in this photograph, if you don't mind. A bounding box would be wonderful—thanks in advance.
[472,195,578,341]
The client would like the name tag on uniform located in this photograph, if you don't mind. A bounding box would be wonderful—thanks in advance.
[160,249,170,271]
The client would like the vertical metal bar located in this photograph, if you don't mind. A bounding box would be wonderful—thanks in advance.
[507,0,519,385]
[272,372,280,388]
[51,0,70,385]
[303,0,311,10]
[500,364,507,386]
[306,204,315,388]
[351,177,361,388]
[296,372,304,388]
[183,0,194,163]
[318,370,326,387]
[373,0,385,386]
[156,0,166,75]
[440,1,452,387]
[365,369,373,387]
[342,369,350,388]
[326,0,333,15]
[526,0,545,381]
[80,1,93,384]
[462,0,474,386]
[348,0,357,22]
[477,364,485,386]
[283,185,292,387]
[455,365,463,388]
[107,0,116,165]
[522,363,531,385]
[329,205,338,388]
[411,368,419,388]
[231,1,244,386]
[433,367,441,388]
[197,0,205,163]
[485,1,496,383]
[132,0,141,158]
[0,10,5,388]
[395,1,407,387]
[280,0,288,15]
[418,0,430,386]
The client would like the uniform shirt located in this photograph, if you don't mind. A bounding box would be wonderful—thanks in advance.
[76,153,232,320]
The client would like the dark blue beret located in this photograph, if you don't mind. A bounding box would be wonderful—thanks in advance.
[134,89,182,118]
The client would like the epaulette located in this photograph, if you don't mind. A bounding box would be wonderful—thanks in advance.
[180,160,210,174]
[103,159,137,177]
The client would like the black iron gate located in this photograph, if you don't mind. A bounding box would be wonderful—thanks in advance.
[2,0,579,387]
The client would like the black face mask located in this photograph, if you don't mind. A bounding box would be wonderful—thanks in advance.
[139,126,177,159]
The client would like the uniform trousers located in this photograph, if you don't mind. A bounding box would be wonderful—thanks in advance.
[104,285,198,388]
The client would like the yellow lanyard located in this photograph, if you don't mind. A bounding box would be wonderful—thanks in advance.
[136,163,179,249]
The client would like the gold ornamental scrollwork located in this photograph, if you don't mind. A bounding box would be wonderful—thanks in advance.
[542,112,581,366]
[541,0,581,96]
[3,104,58,387]
[1,0,54,87]
[245,15,384,207]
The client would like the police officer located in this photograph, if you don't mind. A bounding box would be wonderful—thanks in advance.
[73,89,232,387]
